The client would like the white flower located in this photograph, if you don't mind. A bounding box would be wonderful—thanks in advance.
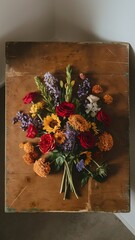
[87,94,100,103]
[85,94,101,117]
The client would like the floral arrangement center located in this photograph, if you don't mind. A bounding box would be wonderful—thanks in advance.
[13,65,113,199]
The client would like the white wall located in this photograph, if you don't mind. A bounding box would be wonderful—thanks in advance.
[1,0,135,235]
[55,0,135,47]
[0,0,54,87]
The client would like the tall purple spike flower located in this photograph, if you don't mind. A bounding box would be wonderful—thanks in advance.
[44,72,61,105]
[77,78,91,98]
[61,123,76,152]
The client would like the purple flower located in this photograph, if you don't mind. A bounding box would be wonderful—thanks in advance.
[44,72,61,105]
[77,78,91,98]
[61,123,76,152]
[12,111,42,131]
[76,159,85,172]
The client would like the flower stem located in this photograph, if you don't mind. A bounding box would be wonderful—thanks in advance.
[64,172,68,200]
[37,114,43,122]
[92,159,100,168]
[84,167,94,178]
[60,165,66,193]
[64,159,79,199]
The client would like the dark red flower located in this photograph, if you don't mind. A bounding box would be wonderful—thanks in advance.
[39,134,55,154]
[23,92,38,104]
[56,102,75,118]
[96,110,111,126]
[26,124,38,138]
[78,131,95,149]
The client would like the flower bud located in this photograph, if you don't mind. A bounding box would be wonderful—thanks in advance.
[60,80,64,88]
[71,80,75,86]
[79,73,86,80]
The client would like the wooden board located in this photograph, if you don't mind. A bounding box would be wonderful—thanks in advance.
[5,42,130,212]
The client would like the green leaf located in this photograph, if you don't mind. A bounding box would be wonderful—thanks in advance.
[81,175,89,187]
[93,172,107,182]
[56,156,65,166]
[34,76,47,99]
[68,155,74,161]
[52,150,59,154]
[34,76,55,113]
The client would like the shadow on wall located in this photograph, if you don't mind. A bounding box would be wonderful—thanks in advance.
[55,17,107,42]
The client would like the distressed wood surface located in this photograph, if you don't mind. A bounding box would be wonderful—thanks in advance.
[5,42,129,212]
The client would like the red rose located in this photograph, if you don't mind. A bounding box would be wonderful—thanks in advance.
[39,134,55,154]
[26,124,38,138]
[56,102,75,118]
[96,110,111,126]
[78,131,95,149]
[23,92,38,104]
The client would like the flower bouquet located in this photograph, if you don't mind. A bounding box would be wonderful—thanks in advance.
[13,65,113,199]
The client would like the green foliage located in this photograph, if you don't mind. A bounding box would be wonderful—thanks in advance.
[51,150,65,167]
[93,173,107,182]
[56,155,65,166]
[34,76,55,112]
[81,172,89,187]
[65,65,75,102]
[72,98,81,113]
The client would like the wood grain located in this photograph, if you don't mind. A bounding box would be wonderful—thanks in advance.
[5,42,129,212]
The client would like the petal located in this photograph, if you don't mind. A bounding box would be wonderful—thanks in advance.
[87,94,100,103]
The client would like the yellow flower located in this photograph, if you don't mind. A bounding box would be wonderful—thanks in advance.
[80,151,92,165]
[68,114,90,132]
[91,122,99,135]
[30,101,45,117]
[54,130,66,144]
[43,114,61,133]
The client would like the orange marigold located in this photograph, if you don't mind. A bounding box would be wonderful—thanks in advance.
[68,114,90,132]
[54,130,66,144]
[19,142,34,153]
[103,94,113,104]
[92,85,103,94]
[33,158,51,177]
[97,132,113,151]
[23,153,35,165]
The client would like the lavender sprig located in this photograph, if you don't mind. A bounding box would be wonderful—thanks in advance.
[77,77,91,99]
[61,123,77,152]
[12,111,42,131]
[44,72,61,106]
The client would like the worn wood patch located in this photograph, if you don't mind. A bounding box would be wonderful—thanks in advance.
[5,42,129,212]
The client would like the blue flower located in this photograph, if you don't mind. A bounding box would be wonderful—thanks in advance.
[76,159,85,172]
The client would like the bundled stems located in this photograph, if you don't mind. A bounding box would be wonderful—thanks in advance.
[60,158,79,199]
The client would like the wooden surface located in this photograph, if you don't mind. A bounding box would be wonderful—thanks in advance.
[5,42,129,212]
